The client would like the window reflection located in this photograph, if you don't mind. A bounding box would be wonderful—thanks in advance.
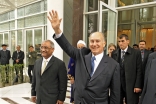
[117,0,156,7]
[88,0,108,12]
[118,7,156,48]
[34,29,42,59]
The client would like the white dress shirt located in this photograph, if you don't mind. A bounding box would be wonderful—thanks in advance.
[92,52,104,75]
[41,55,53,69]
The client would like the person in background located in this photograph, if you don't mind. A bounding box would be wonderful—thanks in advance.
[12,45,25,82]
[67,40,86,103]
[27,46,37,83]
[0,44,11,83]
[108,43,116,57]
[138,40,151,80]
[112,34,142,104]
[31,40,67,104]
[133,44,139,50]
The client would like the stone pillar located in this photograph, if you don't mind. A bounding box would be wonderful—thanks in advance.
[72,0,84,47]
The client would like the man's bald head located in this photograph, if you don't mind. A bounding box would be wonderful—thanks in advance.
[89,32,106,56]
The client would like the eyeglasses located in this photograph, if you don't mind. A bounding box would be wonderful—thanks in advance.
[40,46,52,50]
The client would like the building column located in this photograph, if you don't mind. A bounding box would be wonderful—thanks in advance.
[47,0,64,60]
[72,0,84,47]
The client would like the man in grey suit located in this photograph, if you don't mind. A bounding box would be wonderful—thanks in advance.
[139,58,156,104]
[31,40,67,104]
[48,10,120,104]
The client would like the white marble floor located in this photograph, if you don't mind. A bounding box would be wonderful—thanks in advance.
[0,82,71,104]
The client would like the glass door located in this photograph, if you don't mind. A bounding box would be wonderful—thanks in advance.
[24,27,44,66]
[99,1,118,51]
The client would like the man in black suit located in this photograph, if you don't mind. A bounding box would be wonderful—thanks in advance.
[48,10,120,104]
[0,44,11,82]
[139,58,156,104]
[31,40,67,104]
[0,44,11,65]
[111,34,142,104]
[12,45,25,82]
[138,40,151,80]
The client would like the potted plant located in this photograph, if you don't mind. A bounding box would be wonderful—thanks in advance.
[0,65,6,87]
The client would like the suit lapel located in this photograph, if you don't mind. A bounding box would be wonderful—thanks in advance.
[38,58,43,75]
[42,56,55,75]
[90,55,108,82]
[84,52,92,77]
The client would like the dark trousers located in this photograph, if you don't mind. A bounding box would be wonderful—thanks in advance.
[120,86,127,104]
[70,84,74,102]
[28,65,34,82]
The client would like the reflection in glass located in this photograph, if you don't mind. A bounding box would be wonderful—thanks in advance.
[17,19,24,28]
[10,21,15,30]
[10,31,15,55]
[117,0,156,7]
[25,14,45,27]
[4,33,8,45]
[26,30,33,66]
[17,30,23,50]
[118,25,133,45]
[118,7,156,48]
[34,29,42,59]
[88,0,108,12]
[0,34,3,48]
[88,14,98,35]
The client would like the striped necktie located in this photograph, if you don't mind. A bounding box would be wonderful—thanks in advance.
[90,56,96,77]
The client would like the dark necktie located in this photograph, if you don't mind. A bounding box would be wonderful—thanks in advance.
[121,51,125,66]
[91,56,96,77]
[141,51,144,61]
[17,52,19,59]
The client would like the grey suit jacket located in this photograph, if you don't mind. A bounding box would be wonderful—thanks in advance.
[31,56,67,104]
[54,34,120,104]
[144,52,156,82]
[140,59,156,104]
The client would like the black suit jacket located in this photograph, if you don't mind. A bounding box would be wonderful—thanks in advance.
[12,50,24,64]
[140,59,156,104]
[0,50,11,65]
[112,46,143,104]
[31,56,67,104]
[55,34,120,104]
[141,49,151,79]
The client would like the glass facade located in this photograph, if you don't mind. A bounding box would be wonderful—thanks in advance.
[118,7,156,48]
[0,0,47,66]
[84,0,156,50]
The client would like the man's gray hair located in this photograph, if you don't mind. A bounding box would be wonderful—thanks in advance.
[42,40,55,48]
